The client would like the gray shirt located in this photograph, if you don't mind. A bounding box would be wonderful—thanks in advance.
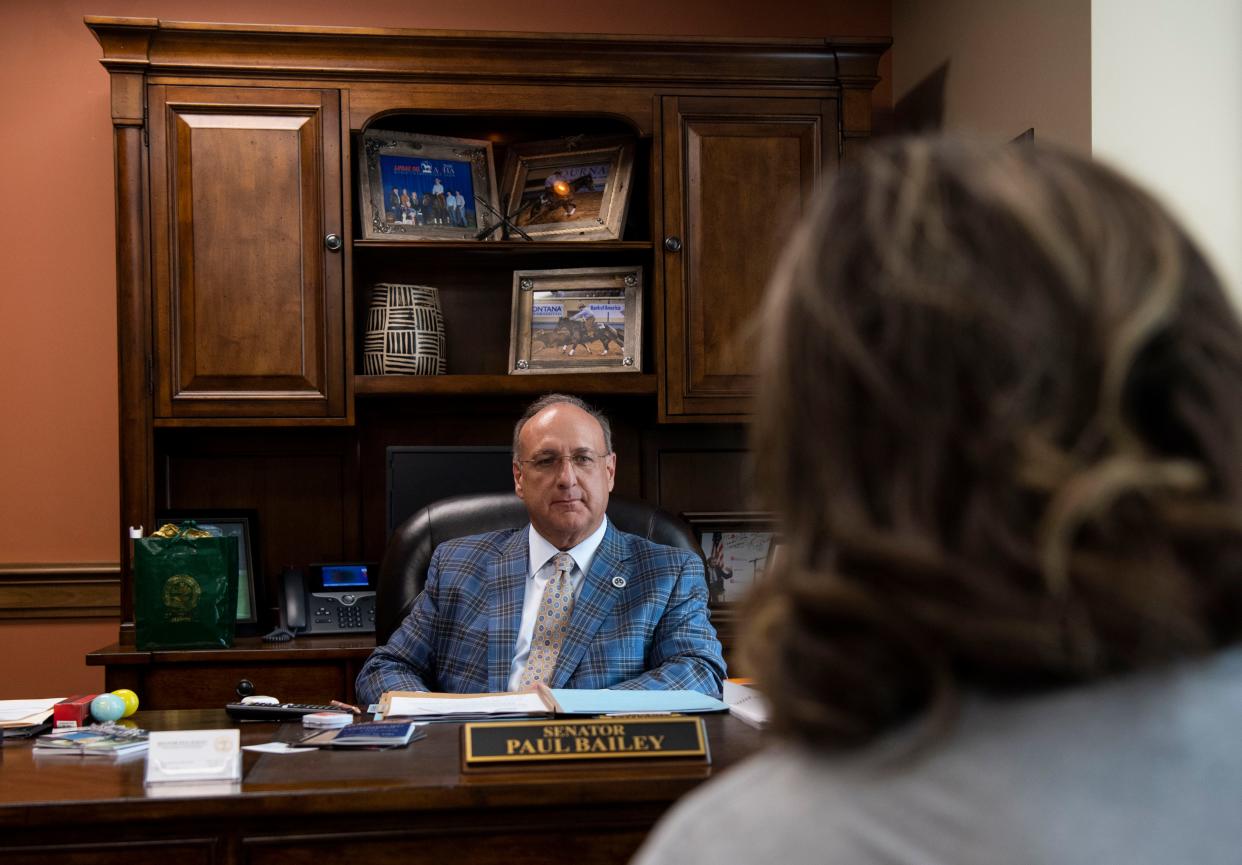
[634,647,1242,865]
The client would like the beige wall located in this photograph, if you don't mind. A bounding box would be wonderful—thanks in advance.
[1093,0,1242,305]
[892,0,1090,151]
[0,0,890,699]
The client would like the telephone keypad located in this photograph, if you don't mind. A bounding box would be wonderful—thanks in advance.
[308,592,377,634]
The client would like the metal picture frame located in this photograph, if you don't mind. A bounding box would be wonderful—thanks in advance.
[358,129,500,241]
[499,135,635,241]
[155,509,263,636]
[508,266,643,374]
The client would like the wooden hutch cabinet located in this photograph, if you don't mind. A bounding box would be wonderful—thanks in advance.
[86,17,887,706]
[148,85,347,420]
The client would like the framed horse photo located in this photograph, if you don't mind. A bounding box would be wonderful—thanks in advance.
[508,266,643,374]
[357,129,501,241]
[499,135,635,241]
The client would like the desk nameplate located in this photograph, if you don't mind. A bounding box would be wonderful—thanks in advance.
[462,716,708,767]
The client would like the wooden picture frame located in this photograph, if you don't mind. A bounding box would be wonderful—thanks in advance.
[358,129,500,241]
[499,135,635,241]
[156,509,263,636]
[681,512,776,610]
[508,266,643,374]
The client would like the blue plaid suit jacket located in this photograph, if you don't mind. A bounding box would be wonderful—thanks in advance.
[356,521,726,703]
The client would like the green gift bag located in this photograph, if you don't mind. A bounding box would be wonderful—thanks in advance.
[134,522,240,650]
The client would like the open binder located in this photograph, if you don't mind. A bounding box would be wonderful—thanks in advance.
[378,686,727,722]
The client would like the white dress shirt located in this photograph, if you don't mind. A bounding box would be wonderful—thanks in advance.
[506,517,609,691]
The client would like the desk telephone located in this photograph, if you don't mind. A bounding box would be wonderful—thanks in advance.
[266,563,377,640]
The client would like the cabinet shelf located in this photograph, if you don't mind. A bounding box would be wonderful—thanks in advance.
[353,239,654,254]
[355,373,656,396]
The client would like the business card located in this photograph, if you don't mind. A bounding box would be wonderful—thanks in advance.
[144,728,242,786]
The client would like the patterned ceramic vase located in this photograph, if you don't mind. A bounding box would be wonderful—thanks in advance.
[363,283,447,375]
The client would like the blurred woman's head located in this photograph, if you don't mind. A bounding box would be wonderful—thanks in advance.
[747,137,1242,749]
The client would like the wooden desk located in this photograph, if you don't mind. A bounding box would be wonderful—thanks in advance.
[86,637,376,708]
[0,709,763,865]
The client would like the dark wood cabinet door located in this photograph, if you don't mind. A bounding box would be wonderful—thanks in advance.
[149,86,345,419]
[660,96,835,420]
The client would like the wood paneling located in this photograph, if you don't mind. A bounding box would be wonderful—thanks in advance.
[661,96,834,420]
[135,661,348,708]
[89,637,374,708]
[148,86,345,419]
[641,424,749,514]
[246,828,651,865]
[159,429,361,606]
[4,840,218,865]
[0,565,121,619]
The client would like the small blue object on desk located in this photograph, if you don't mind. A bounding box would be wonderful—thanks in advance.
[299,720,423,749]
[548,688,728,715]
[90,693,127,723]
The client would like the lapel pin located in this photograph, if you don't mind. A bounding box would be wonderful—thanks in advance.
[611,575,627,588]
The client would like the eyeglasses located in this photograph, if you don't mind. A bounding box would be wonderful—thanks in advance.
[515,451,609,475]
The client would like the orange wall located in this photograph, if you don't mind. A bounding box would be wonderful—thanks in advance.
[0,0,890,699]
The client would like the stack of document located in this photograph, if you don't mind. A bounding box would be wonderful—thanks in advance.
[33,725,150,758]
[0,698,59,739]
[382,690,554,722]
[722,679,770,729]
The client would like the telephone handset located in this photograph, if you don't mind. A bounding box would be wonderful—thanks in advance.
[263,564,377,641]
[262,568,307,642]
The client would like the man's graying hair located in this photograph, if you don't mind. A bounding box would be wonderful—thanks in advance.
[512,394,613,459]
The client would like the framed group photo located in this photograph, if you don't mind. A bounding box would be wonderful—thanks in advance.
[508,266,642,374]
[155,509,263,637]
[500,135,635,241]
[357,129,500,241]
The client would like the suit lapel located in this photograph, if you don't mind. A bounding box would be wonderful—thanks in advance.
[552,523,629,687]
[487,531,529,691]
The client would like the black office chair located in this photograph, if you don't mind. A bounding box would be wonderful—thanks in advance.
[375,491,702,644]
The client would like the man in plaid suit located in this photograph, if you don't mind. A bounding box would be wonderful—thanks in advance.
[356,394,725,703]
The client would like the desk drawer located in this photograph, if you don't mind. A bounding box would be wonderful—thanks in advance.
[244,827,651,865]
[4,839,218,865]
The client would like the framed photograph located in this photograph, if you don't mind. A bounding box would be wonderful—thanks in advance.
[681,512,776,608]
[508,266,642,374]
[156,509,263,636]
[499,135,635,241]
[358,129,500,241]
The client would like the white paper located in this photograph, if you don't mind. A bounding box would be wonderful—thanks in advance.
[723,680,770,728]
[243,742,318,754]
[387,692,549,717]
[0,698,63,722]
[145,729,242,785]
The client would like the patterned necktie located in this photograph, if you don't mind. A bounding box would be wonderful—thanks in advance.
[520,552,576,688]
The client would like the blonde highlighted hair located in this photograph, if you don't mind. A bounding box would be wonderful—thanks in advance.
[747,138,1242,749]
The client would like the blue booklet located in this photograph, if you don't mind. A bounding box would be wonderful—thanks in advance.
[548,689,727,715]
[300,720,423,749]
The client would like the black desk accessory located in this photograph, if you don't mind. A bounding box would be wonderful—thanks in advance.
[225,702,350,722]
